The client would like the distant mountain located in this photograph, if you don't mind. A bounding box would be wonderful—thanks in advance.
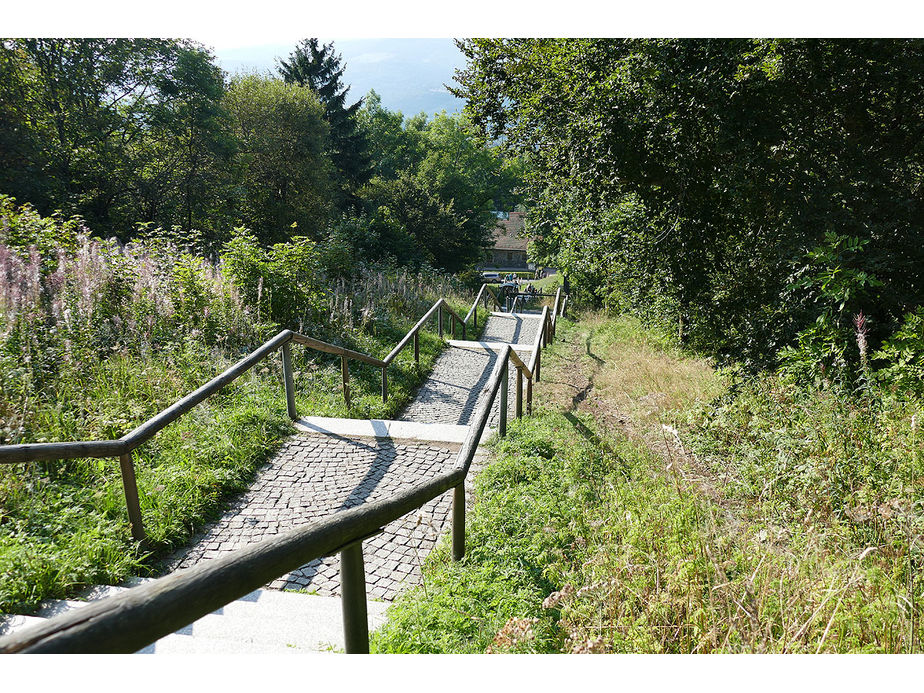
[212,38,467,118]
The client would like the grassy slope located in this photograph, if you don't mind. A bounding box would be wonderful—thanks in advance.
[0,309,462,614]
[372,312,924,653]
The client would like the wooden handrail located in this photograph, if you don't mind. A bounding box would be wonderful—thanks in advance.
[551,287,562,336]
[528,306,549,376]
[464,283,500,325]
[0,290,493,468]
[0,284,572,652]
[383,300,443,365]
[440,299,465,327]
[0,278,566,560]
[291,332,386,368]
[0,346,514,655]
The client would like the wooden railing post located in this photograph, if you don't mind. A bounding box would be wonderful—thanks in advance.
[381,367,388,403]
[438,305,443,339]
[499,356,508,437]
[413,331,419,366]
[281,341,297,420]
[452,483,466,561]
[340,540,370,654]
[118,451,145,543]
[527,376,533,416]
[535,346,541,383]
[341,356,351,410]
[516,366,523,419]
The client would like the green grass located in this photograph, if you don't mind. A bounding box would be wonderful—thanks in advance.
[372,313,924,653]
[372,411,615,653]
[530,274,563,293]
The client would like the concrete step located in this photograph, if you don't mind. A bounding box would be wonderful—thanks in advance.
[34,599,87,618]
[294,416,493,444]
[0,613,44,637]
[140,590,387,653]
[137,631,317,655]
[489,311,543,318]
[447,339,535,354]
[2,582,388,654]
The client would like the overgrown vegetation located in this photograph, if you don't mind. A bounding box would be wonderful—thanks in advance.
[0,197,472,613]
[0,38,522,272]
[375,314,924,653]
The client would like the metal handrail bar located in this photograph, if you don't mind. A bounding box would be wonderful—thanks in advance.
[0,346,514,655]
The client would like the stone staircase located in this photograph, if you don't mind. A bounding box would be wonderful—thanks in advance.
[0,578,388,654]
[0,311,545,653]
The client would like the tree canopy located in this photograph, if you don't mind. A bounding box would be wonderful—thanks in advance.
[454,38,924,368]
[0,38,525,276]
[223,73,332,244]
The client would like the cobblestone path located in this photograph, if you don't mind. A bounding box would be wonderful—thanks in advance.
[167,312,542,601]
[398,312,541,427]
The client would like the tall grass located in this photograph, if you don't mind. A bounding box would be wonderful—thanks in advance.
[375,314,924,653]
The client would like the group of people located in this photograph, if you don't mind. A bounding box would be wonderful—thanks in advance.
[501,274,541,297]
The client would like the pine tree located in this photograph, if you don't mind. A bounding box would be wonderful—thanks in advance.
[279,39,371,209]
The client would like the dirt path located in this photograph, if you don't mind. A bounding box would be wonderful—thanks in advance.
[537,317,738,512]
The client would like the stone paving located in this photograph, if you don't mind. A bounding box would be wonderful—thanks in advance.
[167,312,541,601]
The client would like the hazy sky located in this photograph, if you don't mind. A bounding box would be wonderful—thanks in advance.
[211,39,467,118]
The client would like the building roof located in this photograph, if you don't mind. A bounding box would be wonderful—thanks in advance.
[492,211,527,252]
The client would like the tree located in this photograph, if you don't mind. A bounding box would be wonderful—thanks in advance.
[356,90,425,180]
[129,46,236,246]
[363,173,476,272]
[279,39,372,209]
[223,73,334,244]
[453,39,924,367]
[0,39,229,238]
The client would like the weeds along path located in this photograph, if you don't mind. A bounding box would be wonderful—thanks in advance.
[373,313,924,653]
[163,312,543,601]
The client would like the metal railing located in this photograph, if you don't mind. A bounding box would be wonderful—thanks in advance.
[0,287,567,654]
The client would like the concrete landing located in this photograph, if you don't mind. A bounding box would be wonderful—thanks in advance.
[138,589,389,654]
[447,340,535,354]
[0,582,388,653]
[294,416,494,445]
